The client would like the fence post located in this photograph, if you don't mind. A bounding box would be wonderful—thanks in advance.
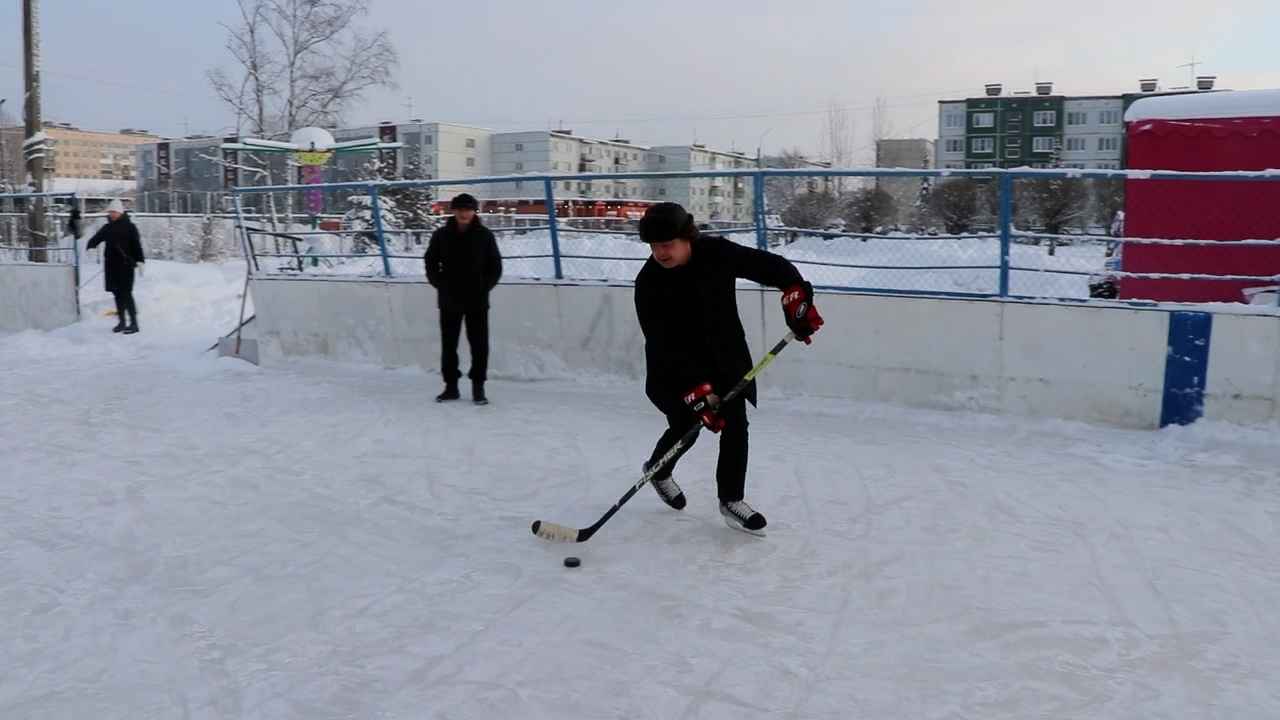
[368,184,393,277]
[997,173,1013,297]
[71,194,81,318]
[753,171,767,250]
[544,178,563,280]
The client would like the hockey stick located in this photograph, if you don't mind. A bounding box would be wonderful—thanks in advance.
[532,330,797,543]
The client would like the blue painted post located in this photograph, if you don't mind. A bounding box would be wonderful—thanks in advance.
[997,173,1013,297]
[544,178,563,280]
[368,185,393,277]
[753,172,767,250]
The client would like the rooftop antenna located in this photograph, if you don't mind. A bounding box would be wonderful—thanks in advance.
[1178,54,1203,87]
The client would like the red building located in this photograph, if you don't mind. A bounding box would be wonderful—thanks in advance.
[1120,89,1280,302]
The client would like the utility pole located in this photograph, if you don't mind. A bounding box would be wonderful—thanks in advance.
[0,98,8,192]
[23,0,47,262]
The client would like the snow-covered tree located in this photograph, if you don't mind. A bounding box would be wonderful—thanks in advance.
[841,187,897,233]
[928,179,980,234]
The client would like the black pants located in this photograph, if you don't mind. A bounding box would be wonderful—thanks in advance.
[440,304,489,383]
[647,397,749,502]
[112,290,137,325]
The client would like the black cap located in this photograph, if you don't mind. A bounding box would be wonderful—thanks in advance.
[639,202,698,243]
[450,193,479,210]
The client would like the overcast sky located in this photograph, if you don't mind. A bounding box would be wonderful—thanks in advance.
[3,0,1279,161]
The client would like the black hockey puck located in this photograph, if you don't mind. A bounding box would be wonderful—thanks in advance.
[563,556,581,568]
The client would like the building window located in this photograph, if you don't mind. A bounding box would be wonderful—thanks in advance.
[1007,149,1021,159]
[564,181,572,190]
[972,112,995,128]
[1033,111,1057,127]
[1064,162,1086,169]
[465,138,476,148]
[466,157,476,167]
[426,136,433,145]
[969,162,995,169]
[1099,110,1121,125]
[944,138,963,153]
[514,142,524,151]
[658,188,666,196]
[514,162,524,171]
[1006,137,1022,147]
[1098,137,1120,152]
[971,137,995,154]
[1095,162,1120,169]
[1066,111,1088,126]
[944,113,964,129]
[515,181,523,190]
[1032,137,1056,153]
[1066,137,1087,152]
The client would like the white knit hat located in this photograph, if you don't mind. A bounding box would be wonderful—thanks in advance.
[106,199,125,214]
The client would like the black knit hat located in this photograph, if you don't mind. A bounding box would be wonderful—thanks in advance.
[450,193,479,210]
[639,202,698,243]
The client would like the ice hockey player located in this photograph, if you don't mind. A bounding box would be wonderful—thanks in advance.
[634,202,823,535]
[424,193,503,405]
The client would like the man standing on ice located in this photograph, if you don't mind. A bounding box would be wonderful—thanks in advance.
[424,193,503,405]
[635,202,823,535]
[86,199,145,334]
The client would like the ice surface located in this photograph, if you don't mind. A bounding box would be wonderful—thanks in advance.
[3,262,1280,718]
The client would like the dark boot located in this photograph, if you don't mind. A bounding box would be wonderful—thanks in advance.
[436,382,460,402]
[472,380,488,406]
[123,309,139,335]
[112,319,127,333]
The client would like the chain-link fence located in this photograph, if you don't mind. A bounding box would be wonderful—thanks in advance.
[0,192,79,265]
[231,169,1280,305]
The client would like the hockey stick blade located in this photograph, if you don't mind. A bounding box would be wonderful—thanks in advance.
[530,331,796,544]
[530,520,582,543]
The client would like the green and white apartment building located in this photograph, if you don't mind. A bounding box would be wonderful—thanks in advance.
[936,78,1220,170]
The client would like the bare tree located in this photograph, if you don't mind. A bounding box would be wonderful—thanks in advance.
[208,0,398,137]
[871,95,893,146]
[762,148,812,213]
[820,101,855,195]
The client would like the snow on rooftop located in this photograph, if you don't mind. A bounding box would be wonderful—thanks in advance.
[1125,88,1280,122]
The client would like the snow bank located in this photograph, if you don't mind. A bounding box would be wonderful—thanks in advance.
[260,228,1105,299]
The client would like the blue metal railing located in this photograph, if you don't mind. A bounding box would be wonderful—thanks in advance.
[230,168,1280,304]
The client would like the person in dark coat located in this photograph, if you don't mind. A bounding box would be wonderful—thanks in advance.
[86,199,145,334]
[635,202,824,535]
[424,193,503,404]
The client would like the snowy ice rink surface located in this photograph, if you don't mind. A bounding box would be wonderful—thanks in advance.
[4,262,1280,719]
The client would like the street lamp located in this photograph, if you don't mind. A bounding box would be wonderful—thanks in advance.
[755,127,773,169]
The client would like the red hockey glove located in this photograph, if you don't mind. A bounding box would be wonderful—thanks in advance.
[781,281,824,344]
[683,383,726,433]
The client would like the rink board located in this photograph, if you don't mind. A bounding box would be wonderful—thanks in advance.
[250,277,1280,428]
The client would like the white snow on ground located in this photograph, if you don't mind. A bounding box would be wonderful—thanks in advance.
[265,228,1106,298]
[4,262,1280,719]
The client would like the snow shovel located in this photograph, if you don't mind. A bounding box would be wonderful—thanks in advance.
[217,265,259,365]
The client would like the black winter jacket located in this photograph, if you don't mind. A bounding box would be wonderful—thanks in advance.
[86,213,145,293]
[423,217,503,308]
[635,236,803,416]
